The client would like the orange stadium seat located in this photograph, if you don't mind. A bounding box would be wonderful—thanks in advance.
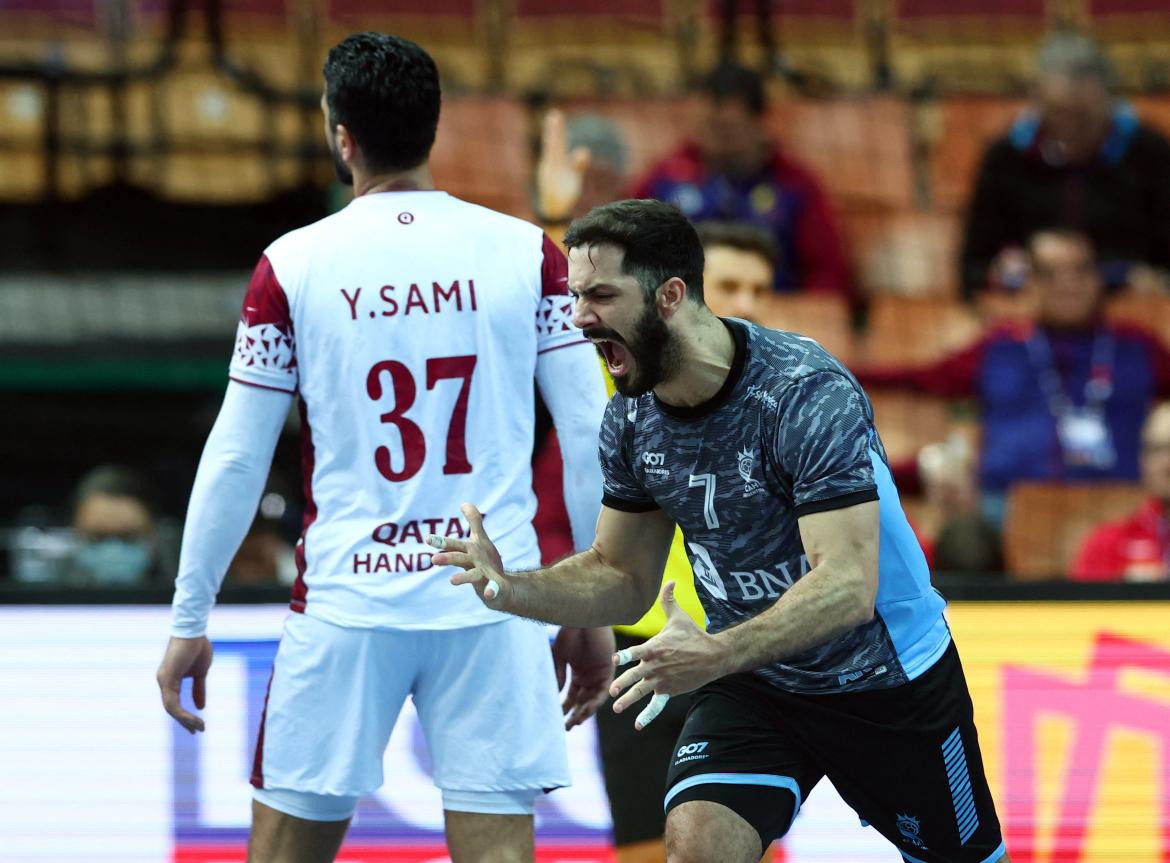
[844,208,962,297]
[861,295,984,366]
[1003,481,1146,580]
[868,391,954,465]
[756,294,854,363]
[430,98,531,217]
[922,96,1026,213]
[771,97,915,211]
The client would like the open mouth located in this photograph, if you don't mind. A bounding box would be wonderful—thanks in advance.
[593,338,631,378]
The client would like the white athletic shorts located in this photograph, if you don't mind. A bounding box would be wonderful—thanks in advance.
[250,612,570,820]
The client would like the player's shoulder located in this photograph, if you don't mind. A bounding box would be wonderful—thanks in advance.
[738,319,861,399]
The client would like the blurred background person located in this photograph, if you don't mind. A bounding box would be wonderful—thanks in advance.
[69,465,163,586]
[694,220,776,321]
[861,229,1170,531]
[630,61,850,299]
[961,31,1170,299]
[1070,401,1170,581]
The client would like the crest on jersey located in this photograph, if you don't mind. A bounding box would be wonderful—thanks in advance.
[737,446,763,497]
[896,814,927,849]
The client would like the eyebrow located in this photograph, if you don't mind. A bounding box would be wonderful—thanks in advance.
[569,282,621,297]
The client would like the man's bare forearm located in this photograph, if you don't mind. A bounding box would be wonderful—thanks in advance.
[504,547,654,628]
[712,562,874,676]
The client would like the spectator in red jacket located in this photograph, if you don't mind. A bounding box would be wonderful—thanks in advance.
[1070,401,1170,581]
[631,62,851,299]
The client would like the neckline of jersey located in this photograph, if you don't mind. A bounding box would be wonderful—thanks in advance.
[654,318,748,421]
[351,189,450,202]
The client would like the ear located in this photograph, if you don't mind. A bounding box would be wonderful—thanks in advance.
[335,123,358,165]
[655,276,688,319]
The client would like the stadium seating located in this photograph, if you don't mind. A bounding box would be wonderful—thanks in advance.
[1003,480,1146,579]
[756,293,854,363]
[868,391,955,465]
[861,295,984,365]
[1105,294,1170,350]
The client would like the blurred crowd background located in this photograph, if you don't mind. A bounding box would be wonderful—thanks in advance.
[3,0,1170,590]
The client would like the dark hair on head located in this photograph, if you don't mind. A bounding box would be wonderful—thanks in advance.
[700,61,766,116]
[72,465,157,518]
[696,220,778,267]
[564,199,705,303]
[323,32,441,173]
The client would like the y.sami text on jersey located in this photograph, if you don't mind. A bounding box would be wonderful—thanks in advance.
[339,280,478,319]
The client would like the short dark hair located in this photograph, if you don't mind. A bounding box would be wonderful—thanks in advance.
[564,199,705,303]
[72,465,157,518]
[696,220,778,267]
[700,61,766,116]
[323,32,441,173]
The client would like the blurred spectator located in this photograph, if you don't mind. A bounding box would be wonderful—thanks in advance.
[961,32,1170,299]
[630,61,851,298]
[535,110,628,231]
[1070,401,1170,581]
[695,220,776,320]
[862,230,1170,526]
[69,465,161,585]
[225,487,296,587]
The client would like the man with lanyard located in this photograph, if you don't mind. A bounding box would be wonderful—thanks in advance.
[859,228,1170,526]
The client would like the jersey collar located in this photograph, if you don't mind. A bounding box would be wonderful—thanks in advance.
[655,319,748,421]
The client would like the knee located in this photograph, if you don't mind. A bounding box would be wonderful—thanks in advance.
[665,802,761,863]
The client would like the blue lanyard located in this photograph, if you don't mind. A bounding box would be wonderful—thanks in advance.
[1025,329,1116,419]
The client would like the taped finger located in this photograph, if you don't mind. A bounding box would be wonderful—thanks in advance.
[635,693,670,730]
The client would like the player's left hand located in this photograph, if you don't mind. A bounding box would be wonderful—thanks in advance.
[427,503,511,608]
[610,581,728,730]
[552,626,615,729]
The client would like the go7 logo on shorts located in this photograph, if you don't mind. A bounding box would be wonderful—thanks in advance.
[676,741,710,759]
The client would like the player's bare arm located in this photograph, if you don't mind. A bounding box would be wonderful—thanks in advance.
[428,502,674,627]
[609,500,879,721]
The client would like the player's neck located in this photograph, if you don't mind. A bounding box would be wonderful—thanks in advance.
[353,164,435,198]
[653,311,735,408]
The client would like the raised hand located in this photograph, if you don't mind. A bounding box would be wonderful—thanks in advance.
[427,503,510,607]
[536,108,591,222]
[609,581,728,730]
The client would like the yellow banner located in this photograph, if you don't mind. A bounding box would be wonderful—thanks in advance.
[947,602,1170,863]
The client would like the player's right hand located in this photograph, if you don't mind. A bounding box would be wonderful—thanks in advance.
[428,503,512,608]
[156,635,214,734]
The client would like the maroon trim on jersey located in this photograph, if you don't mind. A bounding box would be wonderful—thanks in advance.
[537,339,590,355]
[227,375,296,395]
[242,255,293,328]
[540,233,569,297]
[290,395,318,614]
[249,667,276,789]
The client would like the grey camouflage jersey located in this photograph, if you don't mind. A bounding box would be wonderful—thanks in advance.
[599,319,949,694]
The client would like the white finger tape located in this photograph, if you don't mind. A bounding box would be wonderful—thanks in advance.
[636,693,670,729]
[615,648,635,666]
[485,579,500,598]
[425,535,446,549]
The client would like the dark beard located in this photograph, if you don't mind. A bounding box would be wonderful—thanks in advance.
[610,299,682,397]
[329,136,353,186]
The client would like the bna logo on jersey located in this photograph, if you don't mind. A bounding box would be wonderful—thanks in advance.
[737,447,763,497]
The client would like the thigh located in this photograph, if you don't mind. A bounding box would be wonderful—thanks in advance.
[256,613,416,797]
[664,673,823,853]
[444,810,533,863]
[412,619,570,794]
[666,800,764,863]
[596,634,694,846]
[804,643,1006,863]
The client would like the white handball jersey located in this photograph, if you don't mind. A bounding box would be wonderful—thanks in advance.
[229,190,591,630]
